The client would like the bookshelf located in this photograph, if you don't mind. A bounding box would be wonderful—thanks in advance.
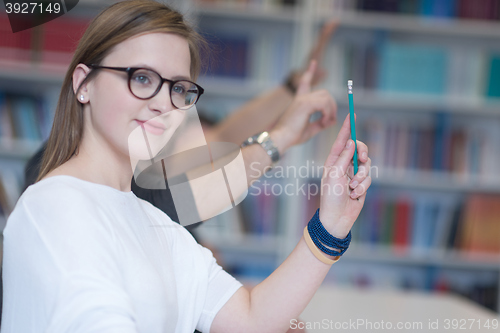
[190,0,500,313]
[0,0,499,314]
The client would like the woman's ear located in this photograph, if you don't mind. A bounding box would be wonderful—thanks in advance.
[73,64,92,103]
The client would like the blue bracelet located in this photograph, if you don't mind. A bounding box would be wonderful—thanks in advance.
[307,208,351,257]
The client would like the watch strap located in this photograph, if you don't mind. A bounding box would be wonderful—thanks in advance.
[241,131,280,165]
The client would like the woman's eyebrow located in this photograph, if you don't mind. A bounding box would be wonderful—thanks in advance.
[134,63,191,80]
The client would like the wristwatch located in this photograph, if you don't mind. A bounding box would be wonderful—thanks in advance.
[241,131,280,167]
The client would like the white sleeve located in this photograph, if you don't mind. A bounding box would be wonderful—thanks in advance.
[1,191,138,333]
[195,245,243,333]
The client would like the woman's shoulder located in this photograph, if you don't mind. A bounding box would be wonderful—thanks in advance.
[22,175,104,206]
[5,175,127,239]
[16,175,135,222]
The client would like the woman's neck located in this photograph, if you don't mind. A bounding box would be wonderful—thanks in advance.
[47,136,134,193]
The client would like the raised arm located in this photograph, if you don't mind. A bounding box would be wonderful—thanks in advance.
[204,20,339,145]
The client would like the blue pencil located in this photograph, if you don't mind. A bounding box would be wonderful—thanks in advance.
[347,80,358,176]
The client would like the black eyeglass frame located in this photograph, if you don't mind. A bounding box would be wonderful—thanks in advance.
[88,64,205,108]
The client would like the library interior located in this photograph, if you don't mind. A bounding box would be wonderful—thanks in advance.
[1,0,500,331]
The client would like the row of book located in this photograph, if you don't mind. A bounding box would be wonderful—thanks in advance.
[197,0,500,23]
[299,181,500,254]
[303,112,500,182]
[199,31,500,100]
[203,177,500,255]
[196,0,297,8]
[0,93,53,142]
[352,187,500,254]
[314,0,500,21]
[359,113,500,178]
[200,27,291,84]
[0,14,89,65]
[355,0,500,21]
[325,40,500,100]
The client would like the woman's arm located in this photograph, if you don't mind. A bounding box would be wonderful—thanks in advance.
[211,114,371,333]
[204,20,339,145]
[210,67,372,333]
[204,85,294,145]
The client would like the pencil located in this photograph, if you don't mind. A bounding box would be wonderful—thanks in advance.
[348,80,359,201]
[347,80,358,175]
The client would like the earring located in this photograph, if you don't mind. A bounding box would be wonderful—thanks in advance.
[80,95,84,101]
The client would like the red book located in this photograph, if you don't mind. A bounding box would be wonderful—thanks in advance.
[393,198,412,248]
[0,14,32,62]
[40,17,90,64]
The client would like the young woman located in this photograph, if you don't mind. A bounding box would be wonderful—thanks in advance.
[1,1,372,332]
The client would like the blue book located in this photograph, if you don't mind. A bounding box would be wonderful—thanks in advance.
[486,54,500,98]
[204,34,249,79]
[378,42,448,95]
[432,112,451,171]
[411,197,438,254]
[407,127,419,170]
[14,97,41,141]
[420,0,457,18]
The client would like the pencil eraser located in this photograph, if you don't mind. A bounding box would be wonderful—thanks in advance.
[348,80,353,86]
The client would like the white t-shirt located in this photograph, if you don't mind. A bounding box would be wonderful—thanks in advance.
[1,175,243,333]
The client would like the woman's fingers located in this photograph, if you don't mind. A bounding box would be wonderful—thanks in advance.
[356,140,369,162]
[330,139,355,175]
[324,113,354,166]
[348,140,370,187]
[296,60,317,96]
[349,173,372,200]
[349,157,371,190]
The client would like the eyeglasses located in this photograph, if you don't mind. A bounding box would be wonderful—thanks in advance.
[88,65,204,110]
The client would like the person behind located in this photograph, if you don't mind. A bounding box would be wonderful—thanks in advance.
[1,1,372,332]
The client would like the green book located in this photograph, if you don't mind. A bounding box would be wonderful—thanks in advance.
[486,54,500,98]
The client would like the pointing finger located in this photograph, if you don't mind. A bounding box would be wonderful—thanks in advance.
[296,60,317,96]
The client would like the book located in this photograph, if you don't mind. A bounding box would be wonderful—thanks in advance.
[378,42,448,95]
[393,198,412,248]
[485,54,500,98]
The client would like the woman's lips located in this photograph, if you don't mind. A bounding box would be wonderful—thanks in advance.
[135,119,166,135]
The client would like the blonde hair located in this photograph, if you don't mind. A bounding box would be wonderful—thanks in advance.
[37,0,205,181]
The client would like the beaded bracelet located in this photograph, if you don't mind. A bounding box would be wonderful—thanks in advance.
[307,208,351,257]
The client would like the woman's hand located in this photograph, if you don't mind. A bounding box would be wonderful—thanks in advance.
[318,114,372,239]
[288,20,339,90]
[271,60,337,153]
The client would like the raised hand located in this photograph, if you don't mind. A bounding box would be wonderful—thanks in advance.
[288,20,339,90]
[271,60,337,152]
[318,113,372,239]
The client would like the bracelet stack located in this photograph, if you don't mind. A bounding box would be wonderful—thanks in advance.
[303,208,352,265]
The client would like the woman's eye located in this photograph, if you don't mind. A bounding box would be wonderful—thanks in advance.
[133,74,151,84]
[172,85,186,94]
